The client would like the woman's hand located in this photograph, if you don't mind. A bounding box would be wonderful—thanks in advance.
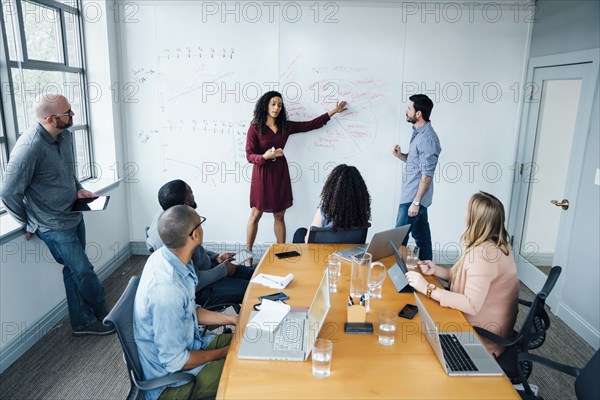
[328,101,347,116]
[263,147,283,160]
[405,271,428,294]
[418,260,438,276]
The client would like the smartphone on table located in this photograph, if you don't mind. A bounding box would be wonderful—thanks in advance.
[398,304,418,319]
[258,292,289,301]
[274,250,301,259]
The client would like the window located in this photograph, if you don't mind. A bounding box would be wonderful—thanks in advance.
[0,0,92,193]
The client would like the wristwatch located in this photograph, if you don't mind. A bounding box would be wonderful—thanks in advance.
[412,200,420,206]
[426,283,437,299]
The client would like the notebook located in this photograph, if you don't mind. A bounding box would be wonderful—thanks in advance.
[387,240,414,293]
[238,271,331,361]
[414,293,504,376]
[335,225,410,262]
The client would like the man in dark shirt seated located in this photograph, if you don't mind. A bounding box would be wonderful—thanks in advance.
[146,180,253,307]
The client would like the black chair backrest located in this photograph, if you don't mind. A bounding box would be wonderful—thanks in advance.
[518,266,562,351]
[307,224,370,244]
[104,276,144,384]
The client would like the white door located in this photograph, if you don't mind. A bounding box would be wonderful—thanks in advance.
[509,52,598,310]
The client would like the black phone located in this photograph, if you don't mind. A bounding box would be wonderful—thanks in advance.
[274,250,301,259]
[258,292,289,301]
[398,304,418,319]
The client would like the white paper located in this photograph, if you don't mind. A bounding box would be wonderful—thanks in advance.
[250,273,294,289]
[247,299,290,333]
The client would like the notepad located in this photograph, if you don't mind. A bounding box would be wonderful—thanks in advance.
[246,299,291,333]
[251,273,294,289]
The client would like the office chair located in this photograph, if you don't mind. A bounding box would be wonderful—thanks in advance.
[514,348,600,400]
[103,276,196,400]
[307,223,370,244]
[474,266,562,398]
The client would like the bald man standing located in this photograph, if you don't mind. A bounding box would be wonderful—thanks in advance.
[1,94,114,336]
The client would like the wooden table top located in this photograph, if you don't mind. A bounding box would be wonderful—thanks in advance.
[217,243,518,399]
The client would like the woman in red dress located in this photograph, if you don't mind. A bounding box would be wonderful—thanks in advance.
[245,91,347,255]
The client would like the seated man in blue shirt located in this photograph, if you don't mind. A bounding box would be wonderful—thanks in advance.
[134,205,238,400]
[146,179,254,307]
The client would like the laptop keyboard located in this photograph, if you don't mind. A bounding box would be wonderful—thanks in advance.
[273,317,305,351]
[439,333,478,372]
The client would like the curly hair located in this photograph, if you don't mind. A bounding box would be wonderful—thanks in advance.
[252,91,289,135]
[320,164,371,230]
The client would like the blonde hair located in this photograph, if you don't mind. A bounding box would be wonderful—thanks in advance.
[450,192,510,282]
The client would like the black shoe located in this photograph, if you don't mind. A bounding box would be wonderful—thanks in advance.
[72,321,116,337]
[95,307,110,322]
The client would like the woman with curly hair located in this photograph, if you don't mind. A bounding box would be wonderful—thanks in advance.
[405,191,519,357]
[245,91,347,256]
[292,164,371,243]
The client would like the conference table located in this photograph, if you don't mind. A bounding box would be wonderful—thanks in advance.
[217,243,518,399]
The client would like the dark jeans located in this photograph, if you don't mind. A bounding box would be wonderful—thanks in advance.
[196,266,253,308]
[395,202,433,261]
[36,220,107,329]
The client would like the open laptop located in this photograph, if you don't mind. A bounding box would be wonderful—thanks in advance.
[387,240,414,293]
[238,271,331,361]
[336,225,410,262]
[414,293,504,376]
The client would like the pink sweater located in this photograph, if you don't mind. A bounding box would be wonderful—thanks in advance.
[438,243,519,357]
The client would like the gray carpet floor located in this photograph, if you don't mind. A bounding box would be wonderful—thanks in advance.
[0,255,595,400]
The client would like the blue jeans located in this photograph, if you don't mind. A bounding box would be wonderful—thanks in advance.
[36,220,107,330]
[196,266,253,308]
[395,202,433,261]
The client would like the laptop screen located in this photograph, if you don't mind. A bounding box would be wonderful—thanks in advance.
[389,240,409,274]
[306,272,331,352]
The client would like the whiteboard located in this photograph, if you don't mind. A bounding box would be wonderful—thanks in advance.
[119,2,530,259]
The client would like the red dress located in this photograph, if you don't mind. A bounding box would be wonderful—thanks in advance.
[246,113,331,212]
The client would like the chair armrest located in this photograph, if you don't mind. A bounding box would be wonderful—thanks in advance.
[520,353,580,378]
[519,298,533,307]
[474,326,518,347]
[132,370,196,391]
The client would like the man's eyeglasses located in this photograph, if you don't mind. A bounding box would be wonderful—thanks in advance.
[53,109,74,118]
[189,216,207,236]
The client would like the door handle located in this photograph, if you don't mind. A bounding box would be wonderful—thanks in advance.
[550,199,569,210]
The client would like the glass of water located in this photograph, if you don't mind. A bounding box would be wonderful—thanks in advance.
[405,245,420,270]
[328,253,342,277]
[327,263,340,293]
[312,339,333,377]
[378,311,398,346]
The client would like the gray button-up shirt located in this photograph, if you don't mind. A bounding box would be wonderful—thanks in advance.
[400,122,442,207]
[1,123,83,232]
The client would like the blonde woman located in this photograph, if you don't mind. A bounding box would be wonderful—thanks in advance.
[405,191,519,357]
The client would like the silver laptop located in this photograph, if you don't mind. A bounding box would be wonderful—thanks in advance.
[388,240,414,293]
[238,271,331,361]
[414,293,504,376]
[336,225,410,262]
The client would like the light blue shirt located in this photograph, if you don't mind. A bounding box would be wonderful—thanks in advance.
[133,247,214,400]
[400,122,442,207]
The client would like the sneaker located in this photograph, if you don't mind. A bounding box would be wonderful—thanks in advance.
[72,321,116,337]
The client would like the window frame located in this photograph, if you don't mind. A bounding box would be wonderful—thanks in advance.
[0,0,94,214]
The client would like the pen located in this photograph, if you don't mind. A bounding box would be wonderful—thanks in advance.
[347,295,354,307]
[262,275,282,286]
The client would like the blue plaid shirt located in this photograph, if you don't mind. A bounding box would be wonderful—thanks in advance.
[133,247,214,400]
[400,122,441,207]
